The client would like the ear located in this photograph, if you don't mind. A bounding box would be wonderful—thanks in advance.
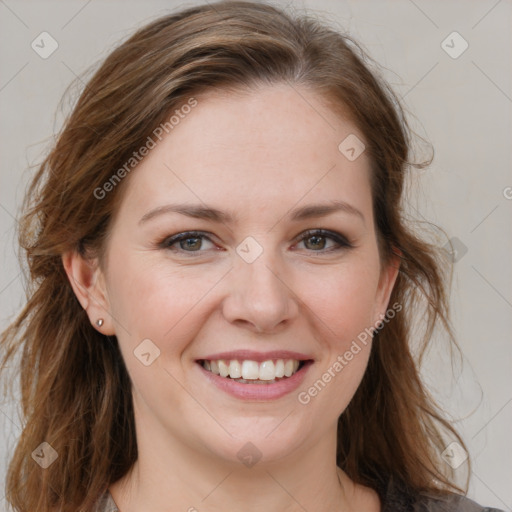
[372,248,401,326]
[62,250,116,335]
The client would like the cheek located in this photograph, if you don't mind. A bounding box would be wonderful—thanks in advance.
[105,250,224,351]
[104,256,214,406]
[299,258,381,346]
[296,264,379,416]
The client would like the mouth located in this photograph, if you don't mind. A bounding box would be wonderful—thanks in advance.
[197,358,310,384]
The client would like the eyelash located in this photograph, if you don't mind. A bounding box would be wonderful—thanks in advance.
[158,229,353,256]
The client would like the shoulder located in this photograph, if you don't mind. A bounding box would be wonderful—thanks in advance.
[92,485,505,512]
[381,479,505,512]
[412,493,505,512]
[93,490,119,512]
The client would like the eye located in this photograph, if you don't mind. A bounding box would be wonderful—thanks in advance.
[158,229,353,256]
[159,231,217,254]
[293,229,352,253]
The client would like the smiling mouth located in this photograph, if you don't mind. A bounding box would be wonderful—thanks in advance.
[198,358,310,384]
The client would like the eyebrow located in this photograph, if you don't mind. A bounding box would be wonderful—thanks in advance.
[139,200,365,225]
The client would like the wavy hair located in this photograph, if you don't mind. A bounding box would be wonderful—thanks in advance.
[1,1,468,510]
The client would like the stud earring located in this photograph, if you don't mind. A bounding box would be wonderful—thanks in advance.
[95,318,104,327]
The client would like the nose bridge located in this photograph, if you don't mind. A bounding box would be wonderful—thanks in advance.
[223,234,298,332]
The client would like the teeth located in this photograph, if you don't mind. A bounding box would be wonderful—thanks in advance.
[202,358,303,380]
[229,360,241,378]
[284,360,294,377]
[275,359,285,378]
[259,360,275,381]
[218,360,229,378]
[241,360,259,380]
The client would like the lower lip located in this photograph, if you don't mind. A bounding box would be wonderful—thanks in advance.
[196,361,313,401]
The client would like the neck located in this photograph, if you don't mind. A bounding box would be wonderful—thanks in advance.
[108,397,381,512]
[109,434,361,512]
[111,463,348,512]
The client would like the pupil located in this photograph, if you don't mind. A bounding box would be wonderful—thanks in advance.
[183,237,200,250]
[307,235,325,250]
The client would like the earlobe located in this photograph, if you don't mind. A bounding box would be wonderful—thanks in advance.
[61,251,115,335]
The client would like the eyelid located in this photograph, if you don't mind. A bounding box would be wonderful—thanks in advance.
[158,229,354,255]
[292,229,353,249]
[159,231,218,253]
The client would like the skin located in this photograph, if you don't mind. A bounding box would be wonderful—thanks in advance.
[63,83,399,512]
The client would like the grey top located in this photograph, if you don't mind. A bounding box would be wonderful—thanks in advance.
[93,490,118,512]
[93,485,505,512]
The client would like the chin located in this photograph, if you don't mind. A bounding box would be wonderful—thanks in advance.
[195,418,313,469]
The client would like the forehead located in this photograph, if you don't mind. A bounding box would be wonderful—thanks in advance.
[117,83,372,222]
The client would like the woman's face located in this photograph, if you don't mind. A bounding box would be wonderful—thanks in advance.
[93,84,398,467]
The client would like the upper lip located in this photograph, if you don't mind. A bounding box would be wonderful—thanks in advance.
[197,350,314,363]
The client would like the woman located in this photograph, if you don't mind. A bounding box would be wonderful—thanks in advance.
[0,1,504,511]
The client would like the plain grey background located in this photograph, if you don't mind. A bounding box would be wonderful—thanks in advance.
[0,1,511,510]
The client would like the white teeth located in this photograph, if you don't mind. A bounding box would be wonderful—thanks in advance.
[284,359,294,377]
[229,360,241,378]
[202,358,303,380]
[241,360,259,380]
[218,360,229,378]
[275,359,285,378]
[259,360,275,381]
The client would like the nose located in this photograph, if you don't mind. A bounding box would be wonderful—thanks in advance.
[221,247,299,334]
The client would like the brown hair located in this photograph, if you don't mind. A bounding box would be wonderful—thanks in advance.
[1,1,468,510]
